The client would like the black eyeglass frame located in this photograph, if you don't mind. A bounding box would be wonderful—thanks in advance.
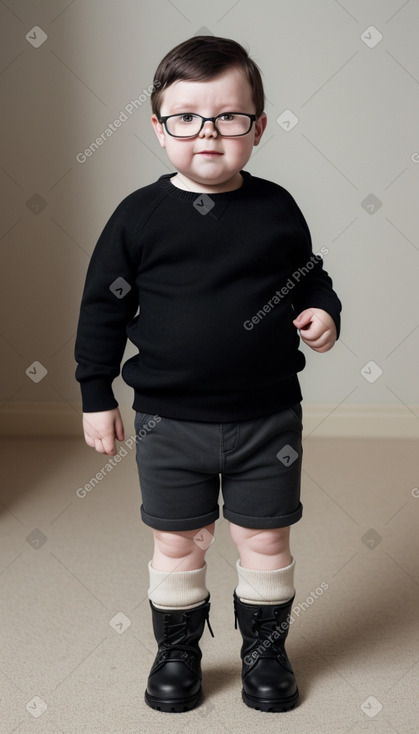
[158,112,257,138]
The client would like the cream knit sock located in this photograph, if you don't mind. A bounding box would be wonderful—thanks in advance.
[148,561,209,609]
[235,557,295,605]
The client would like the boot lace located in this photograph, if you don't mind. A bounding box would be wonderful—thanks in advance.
[235,606,289,665]
[159,608,214,663]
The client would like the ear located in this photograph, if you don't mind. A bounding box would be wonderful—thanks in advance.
[253,112,268,146]
[151,114,166,148]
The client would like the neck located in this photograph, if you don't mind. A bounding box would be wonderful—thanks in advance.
[171,172,243,194]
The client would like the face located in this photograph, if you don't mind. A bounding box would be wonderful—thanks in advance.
[151,67,267,193]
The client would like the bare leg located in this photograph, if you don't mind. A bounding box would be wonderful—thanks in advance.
[151,522,216,572]
[229,522,292,569]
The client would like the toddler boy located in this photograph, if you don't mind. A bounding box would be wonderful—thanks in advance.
[75,35,341,713]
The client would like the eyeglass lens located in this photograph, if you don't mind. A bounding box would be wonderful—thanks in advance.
[165,114,252,137]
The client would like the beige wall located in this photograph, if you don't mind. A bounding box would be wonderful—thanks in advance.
[1,0,418,431]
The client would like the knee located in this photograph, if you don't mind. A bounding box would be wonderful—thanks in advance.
[229,523,290,556]
[153,523,215,560]
[153,529,195,560]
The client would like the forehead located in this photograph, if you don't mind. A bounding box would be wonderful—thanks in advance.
[160,67,254,113]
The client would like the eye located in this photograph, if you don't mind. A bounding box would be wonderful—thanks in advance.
[178,114,196,123]
[218,113,235,121]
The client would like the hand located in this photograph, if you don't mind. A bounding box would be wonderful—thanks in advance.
[293,308,337,353]
[82,408,125,456]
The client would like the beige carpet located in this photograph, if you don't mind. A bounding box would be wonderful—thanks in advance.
[1,434,418,733]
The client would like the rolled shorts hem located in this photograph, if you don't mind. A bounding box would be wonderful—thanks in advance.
[222,502,303,529]
[140,504,220,531]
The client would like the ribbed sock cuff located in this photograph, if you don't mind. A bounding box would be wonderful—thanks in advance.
[235,558,295,605]
[148,561,209,609]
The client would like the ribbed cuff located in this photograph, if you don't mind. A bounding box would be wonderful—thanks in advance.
[148,561,209,609]
[79,378,118,412]
[236,558,295,605]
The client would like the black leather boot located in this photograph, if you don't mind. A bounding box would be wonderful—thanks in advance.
[145,596,214,712]
[234,591,299,712]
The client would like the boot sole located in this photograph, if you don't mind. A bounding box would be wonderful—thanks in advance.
[144,689,201,713]
[242,687,299,713]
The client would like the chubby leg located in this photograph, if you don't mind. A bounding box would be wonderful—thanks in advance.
[148,523,215,609]
[229,521,295,605]
[229,522,292,570]
[151,522,215,572]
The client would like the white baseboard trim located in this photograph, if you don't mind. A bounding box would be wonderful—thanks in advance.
[301,403,419,439]
[0,402,418,438]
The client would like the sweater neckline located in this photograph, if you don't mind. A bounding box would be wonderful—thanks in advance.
[158,170,251,201]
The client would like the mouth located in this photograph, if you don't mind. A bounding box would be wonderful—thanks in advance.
[196,150,223,156]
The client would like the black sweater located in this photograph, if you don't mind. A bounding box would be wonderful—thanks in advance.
[74,171,341,421]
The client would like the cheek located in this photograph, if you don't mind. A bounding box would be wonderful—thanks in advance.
[168,143,192,163]
[230,140,253,160]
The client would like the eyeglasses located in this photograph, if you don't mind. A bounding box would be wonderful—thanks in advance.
[158,112,257,138]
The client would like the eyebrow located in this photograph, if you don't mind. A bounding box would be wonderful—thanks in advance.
[167,104,245,112]
[167,107,197,113]
[163,109,249,118]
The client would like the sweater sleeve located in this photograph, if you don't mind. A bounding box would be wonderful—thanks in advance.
[74,200,140,412]
[290,204,342,339]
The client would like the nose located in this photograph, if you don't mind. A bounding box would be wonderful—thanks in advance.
[199,120,218,138]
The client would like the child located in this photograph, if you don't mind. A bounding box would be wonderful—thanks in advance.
[75,35,341,714]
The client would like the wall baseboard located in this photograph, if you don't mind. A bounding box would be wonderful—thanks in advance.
[0,402,418,439]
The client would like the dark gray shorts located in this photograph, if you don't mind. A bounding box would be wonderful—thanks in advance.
[134,405,303,532]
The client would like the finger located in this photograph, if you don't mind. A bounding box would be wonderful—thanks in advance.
[299,328,327,347]
[94,438,107,454]
[293,310,313,328]
[306,329,329,345]
[303,332,334,351]
[299,324,322,342]
[115,415,125,442]
[101,435,117,456]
